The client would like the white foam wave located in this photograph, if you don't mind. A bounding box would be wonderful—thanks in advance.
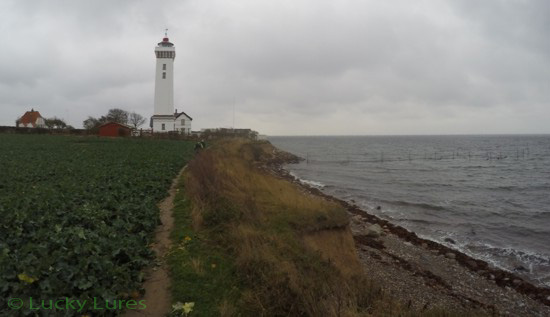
[300,179,325,188]
[288,171,325,188]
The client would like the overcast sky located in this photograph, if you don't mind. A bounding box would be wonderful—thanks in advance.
[0,0,548,135]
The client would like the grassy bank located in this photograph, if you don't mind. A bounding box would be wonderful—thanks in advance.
[168,139,464,316]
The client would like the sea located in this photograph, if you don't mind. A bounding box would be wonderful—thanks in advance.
[268,135,550,288]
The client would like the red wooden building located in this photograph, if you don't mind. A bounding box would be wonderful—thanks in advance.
[98,122,133,137]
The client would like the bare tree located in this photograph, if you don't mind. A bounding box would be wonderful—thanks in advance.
[83,108,130,130]
[83,116,103,130]
[128,112,146,128]
[106,108,129,124]
[45,117,68,129]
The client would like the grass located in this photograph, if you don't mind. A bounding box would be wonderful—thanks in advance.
[168,195,242,316]
[168,138,484,316]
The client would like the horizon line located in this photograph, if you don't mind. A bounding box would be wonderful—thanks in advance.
[266,133,550,137]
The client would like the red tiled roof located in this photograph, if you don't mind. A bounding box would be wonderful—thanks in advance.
[19,110,43,127]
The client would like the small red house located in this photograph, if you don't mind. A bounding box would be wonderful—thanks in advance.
[98,122,133,137]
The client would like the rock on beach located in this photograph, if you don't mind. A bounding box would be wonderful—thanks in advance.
[365,224,383,238]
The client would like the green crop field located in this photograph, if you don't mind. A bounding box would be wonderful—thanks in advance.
[0,134,194,316]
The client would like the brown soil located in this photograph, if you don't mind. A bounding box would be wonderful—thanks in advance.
[124,166,186,317]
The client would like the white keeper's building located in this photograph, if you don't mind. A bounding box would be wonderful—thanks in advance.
[150,33,192,133]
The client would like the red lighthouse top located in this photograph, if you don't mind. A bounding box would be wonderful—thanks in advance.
[158,29,174,47]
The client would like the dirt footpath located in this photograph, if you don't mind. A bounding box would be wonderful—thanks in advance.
[124,166,186,317]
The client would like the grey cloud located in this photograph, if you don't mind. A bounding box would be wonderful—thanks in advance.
[0,0,548,134]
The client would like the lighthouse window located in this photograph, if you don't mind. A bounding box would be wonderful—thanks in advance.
[163,64,166,70]
[162,72,166,79]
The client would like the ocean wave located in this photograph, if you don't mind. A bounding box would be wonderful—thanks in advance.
[300,179,325,188]
[463,243,550,269]
[395,217,449,226]
[378,199,447,212]
[288,172,325,188]
[462,165,490,169]
[421,236,550,287]
[494,185,519,191]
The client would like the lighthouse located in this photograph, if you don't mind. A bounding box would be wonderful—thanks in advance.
[150,31,192,133]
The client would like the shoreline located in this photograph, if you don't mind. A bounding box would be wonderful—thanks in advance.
[264,150,550,311]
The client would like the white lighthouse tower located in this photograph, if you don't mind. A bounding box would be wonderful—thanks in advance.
[150,31,192,133]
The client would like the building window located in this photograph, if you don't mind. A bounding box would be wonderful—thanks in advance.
[162,72,166,79]
[181,119,185,125]
[161,123,165,130]
[163,64,166,70]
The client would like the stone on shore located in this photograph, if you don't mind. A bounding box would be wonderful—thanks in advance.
[445,252,456,259]
[466,260,478,269]
[365,224,383,238]
[444,238,456,244]
[351,215,363,224]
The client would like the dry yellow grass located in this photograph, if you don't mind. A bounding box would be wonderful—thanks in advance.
[189,257,204,276]
[182,139,380,315]
[303,228,363,276]
[217,298,236,317]
[179,138,468,316]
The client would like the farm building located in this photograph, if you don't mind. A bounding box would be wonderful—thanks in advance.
[16,109,46,128]
[98,122,133,137]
